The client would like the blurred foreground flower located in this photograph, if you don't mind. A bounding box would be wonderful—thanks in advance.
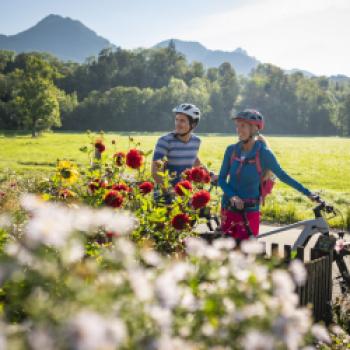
[20,194,137,248]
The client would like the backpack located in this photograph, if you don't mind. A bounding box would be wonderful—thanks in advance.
[229,142,275,204]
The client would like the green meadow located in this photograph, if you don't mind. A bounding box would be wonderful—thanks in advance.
[1,132,350,228]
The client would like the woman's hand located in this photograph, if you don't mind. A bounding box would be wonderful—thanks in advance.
[230,196,244,210]
[308,193,320,202]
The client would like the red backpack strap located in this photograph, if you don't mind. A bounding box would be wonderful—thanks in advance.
[229,144,239,166]
[230,143,246,178]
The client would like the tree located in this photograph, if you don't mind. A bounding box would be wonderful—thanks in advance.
[10,55,61,136]
[11,76,60,136]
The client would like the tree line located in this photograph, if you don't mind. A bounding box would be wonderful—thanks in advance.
[1,42,350,136]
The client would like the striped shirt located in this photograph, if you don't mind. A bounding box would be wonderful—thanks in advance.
[153,132,201,183]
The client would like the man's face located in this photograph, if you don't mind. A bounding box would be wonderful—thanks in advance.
[175,113,191,134]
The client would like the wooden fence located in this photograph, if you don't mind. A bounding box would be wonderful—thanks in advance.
[200,233,333,324]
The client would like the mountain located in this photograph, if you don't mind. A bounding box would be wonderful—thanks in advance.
[0,14,114,62]
[285,68,315,78]
[155,39,260,76]
[329,74,350,84]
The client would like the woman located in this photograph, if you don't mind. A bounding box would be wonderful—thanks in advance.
[218,109,316,242]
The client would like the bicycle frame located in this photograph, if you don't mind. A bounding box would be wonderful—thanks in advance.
[258,216,330,250]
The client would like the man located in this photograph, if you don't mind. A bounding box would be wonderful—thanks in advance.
[152,103,202,187]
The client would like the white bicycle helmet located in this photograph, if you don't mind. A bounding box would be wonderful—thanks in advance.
[172,103,201,122]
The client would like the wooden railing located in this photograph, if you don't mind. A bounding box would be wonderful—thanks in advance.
[200,233,333,323]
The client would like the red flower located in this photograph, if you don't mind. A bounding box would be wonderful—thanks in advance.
[183,169,193,181]
[171,213,190,230]
[111,183,130,193]
[95,140,106,153]
[191,190,211,209]
[139,181,154,194]
[113,152,126,166]
[106,231,119,238]
[126,149,143,169]
[174,180,193,196]
[202,172,211,184]
[190,167,205,182]
[0,191,5,198]
[104,190,124,208]
[88,178,108,193]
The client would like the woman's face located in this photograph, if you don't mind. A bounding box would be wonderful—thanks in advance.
[234,119,255,141]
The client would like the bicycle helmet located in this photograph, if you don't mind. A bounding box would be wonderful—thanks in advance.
[232,109,264,130]
[172,103,201,123]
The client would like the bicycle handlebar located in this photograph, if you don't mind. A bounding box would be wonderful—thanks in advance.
[313,196,335,217]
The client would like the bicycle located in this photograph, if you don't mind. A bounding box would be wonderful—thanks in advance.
[200,196,350,295]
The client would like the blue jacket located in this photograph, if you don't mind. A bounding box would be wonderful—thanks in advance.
[218,140,311,210]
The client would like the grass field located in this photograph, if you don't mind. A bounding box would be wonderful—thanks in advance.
[1,131,350,228]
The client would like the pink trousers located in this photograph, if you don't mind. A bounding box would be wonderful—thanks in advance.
[221,209,260,241]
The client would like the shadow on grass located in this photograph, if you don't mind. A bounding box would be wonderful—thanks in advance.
[17,161,56,167]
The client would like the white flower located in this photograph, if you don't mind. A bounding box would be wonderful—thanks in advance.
[241,240,265,255]
[273,309,311,350]
[5,242,34,266]
[147,305,172,332]
[201,322,216,336]
[218,266,229,279]
[170,262,193,281]
[25,204,72,248]
[96,209,138,235]
[21,194,44,211]
[185,237,208,257]
[311,324,331,344]
[213,238,236,250]
[217,278,228,290]
[241,330,275,350]
[62,240,85,264]
[27,327,54,350]
[223,298,236,315]
[272,270,295,297]
[234,269,250,282]
[155,271,180,309]
[180,288,198,312]
[205,246,222,260]
[69,310,126,350]
[330,324,345,336]
[142,249,162,266]
[72,207,96,232]
[288,259,307,286]
[0,214,11,228]
[128,268,153,302]
[156,336,195,350]
[241,302,266,318]
[179,325,191,337]
[96,273,125,287]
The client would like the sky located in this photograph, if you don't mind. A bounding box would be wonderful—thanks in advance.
[1,0,350,76]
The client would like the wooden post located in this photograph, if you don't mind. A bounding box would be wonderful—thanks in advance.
[271,243,279,257]
[296,246,304,261]
[284,245,291,263]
